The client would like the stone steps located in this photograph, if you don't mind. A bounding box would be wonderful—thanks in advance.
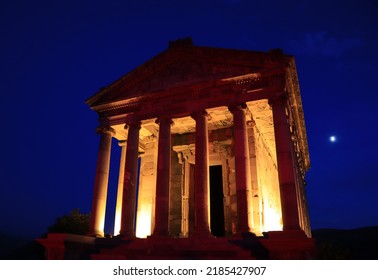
[92,237,255,260]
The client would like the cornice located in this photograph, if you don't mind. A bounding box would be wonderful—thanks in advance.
[91,69,286,123]
[90,97,140,113]
[285,58,310,173]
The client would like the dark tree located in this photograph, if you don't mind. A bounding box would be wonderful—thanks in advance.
[47,208,90,235]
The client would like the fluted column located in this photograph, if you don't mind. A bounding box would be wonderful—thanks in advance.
[192,111,211,237]
[113,140,127,236]
[270,96,301,231]
[229,104,253,233]
[153,117,172,236]
[89,126,115,237]
[120,120,141,237]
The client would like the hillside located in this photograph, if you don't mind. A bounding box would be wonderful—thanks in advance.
[312,226,378,259]
[0,233,44,260]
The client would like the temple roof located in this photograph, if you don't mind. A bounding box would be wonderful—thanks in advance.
[86,38,288,108]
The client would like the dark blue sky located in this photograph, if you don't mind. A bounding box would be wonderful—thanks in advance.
[1,0,377,239]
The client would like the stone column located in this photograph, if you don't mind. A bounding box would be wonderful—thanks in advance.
[120,120,141,237]
[153,117,172,236]
[89,126,115,237]
[270,96,301,231]
[192,111,211,237]
[229,104,252,233]
[113,140,127,236]
[181,158,190,237]
[248,120,262,235]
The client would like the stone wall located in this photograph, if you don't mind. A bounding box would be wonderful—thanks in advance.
[254,127,282,232]
[136,141,157,237]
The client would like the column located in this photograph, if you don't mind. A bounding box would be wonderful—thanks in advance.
[192,111,211,237]
[88,126,115,237]
[120,120,141,237]
[181,158,190,237]
[270,96,301,231]
[248,121,262,234]
[113,140,127,236]
[153,117,172,236]
[229,104,253,233]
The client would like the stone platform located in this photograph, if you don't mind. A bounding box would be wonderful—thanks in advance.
[37,231,315,260]
[92,236,255,260]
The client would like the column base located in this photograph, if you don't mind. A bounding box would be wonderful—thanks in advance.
[231,231,257,240]
[260,229,316,259]
[119,232,136,239]
[150,232,170,239]
[263,229,308,239]
[152,227,170,236]
[87,230,104,238]
[191,231,213,238]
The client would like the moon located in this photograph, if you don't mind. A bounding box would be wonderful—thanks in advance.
[329,136,337,143]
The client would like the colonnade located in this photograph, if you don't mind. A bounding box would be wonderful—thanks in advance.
[88,98,301,237]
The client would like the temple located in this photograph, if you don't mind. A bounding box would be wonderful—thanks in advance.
[38,38,315,259]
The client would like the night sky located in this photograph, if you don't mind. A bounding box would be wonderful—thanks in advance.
[1,0,377,239]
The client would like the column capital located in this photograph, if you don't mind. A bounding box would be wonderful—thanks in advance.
[96,126,115,136]
[191,110,209,120]
[124,120,141,130]
[268,92,289,106]
[118,140,127,147]
[228,103,247,113]
[155,117,174,126]
[247,119,256,127]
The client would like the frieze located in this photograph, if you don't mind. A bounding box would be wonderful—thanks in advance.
[285,60,310,171]
[96,70,285,123]
[286,95,308,179]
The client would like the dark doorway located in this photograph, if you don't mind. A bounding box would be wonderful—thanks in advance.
[209,165,225,237]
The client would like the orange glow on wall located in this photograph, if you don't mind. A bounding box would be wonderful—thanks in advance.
[263,205,283,232]
[136,205,152,238]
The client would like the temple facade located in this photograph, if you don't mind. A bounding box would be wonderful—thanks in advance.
[38,39,314,259]
[86,38,311,240]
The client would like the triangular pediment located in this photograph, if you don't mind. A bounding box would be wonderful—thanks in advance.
[86,41,285,107]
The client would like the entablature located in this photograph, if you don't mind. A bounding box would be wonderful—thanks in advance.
[93,69,286,124]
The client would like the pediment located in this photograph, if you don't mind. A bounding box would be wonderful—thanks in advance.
[86,44,285,108]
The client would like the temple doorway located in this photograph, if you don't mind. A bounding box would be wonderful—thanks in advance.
[209,165,225,237]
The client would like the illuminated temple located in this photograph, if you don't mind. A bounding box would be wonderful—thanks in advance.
[38,38,315,259]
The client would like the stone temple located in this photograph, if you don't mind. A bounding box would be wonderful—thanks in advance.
[38,38,315,259]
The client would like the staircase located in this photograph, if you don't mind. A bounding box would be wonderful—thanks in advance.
[92,236,256,260]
